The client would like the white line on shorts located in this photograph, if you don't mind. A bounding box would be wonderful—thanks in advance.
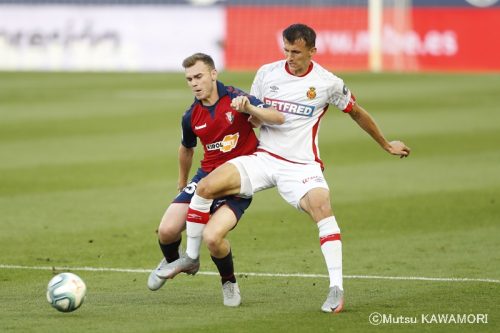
[1,264,498,284]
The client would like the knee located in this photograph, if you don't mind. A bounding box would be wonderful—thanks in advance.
[196,178,215,199]
[157,223,180,243]
[308,197,332,220]
[203,228,221,251]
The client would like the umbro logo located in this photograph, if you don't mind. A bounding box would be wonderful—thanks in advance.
[270,85,279,92]
[187,213,202,221]
[195,123,207,130]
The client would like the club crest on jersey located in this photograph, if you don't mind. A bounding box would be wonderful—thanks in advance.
[206,133,239,153]
[306,87,316,99]
[225,111,234,124]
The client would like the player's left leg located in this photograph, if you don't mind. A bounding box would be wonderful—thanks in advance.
[300,188,344,313]
[275,161,343,313]
[203,205,241,307]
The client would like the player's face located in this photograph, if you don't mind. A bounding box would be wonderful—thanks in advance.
[283,38,316,76]
[185,61,218,104]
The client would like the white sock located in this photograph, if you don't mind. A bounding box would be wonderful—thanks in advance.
[185,194,213,259]
[317,216,343,290]
[186,222,204,259]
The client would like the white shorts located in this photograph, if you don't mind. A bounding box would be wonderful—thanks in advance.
[229,152,329,210]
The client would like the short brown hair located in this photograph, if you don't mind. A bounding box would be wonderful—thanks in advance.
[182,53,215,70]
[283,23,316,48]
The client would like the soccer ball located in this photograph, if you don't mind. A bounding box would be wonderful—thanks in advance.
[46,272,86,312]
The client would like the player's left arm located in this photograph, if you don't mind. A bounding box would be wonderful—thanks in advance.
[231,95,284,125]
[349,103,411,158]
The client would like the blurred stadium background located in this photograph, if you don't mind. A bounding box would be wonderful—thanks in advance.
[1,0,499,72]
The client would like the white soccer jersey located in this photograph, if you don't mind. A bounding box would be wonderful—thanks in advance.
[251,60,355,169]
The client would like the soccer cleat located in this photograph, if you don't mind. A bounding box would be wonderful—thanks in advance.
[222,281,241,307]
[155,253,200,279]
[321,286,344,313]
[147,258,169,291]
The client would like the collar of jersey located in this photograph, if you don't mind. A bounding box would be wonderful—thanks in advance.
[285,61,314,77]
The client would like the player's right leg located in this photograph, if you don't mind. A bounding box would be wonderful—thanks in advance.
[183,162,243,262]
[196,162,243,199]
[147,203,188,291]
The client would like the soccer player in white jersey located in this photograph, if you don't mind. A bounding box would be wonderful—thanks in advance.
[157,23,411,312]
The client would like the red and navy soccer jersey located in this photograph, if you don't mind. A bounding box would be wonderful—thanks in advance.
[181,81,268,172]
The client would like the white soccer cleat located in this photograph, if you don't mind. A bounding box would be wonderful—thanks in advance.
[147,258,169,291]
[222,281,241,307]
[155,253,200,279]
[321,286,344,313]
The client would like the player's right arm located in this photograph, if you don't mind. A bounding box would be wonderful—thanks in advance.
[177,144,194,191]
[178,109,197,191]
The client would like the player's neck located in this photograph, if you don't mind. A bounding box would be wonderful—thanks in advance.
[285,62,314,77]
[201,93,219,106]
[200,84,219,106]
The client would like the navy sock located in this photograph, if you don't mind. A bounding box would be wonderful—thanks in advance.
[159,238,181,263]
[211,250,236,284]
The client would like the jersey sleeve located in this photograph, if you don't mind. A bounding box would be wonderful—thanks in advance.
[247,94,269,109]
[250,66,265,100]
[180,111,197,148]
[327,76,356,113]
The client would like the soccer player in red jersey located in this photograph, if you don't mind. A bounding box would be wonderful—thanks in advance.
[147,53,284,307]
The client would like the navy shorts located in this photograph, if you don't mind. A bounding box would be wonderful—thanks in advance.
[172,168,252,221]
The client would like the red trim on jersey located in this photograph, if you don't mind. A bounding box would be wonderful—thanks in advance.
[343,93,356,113]
[319,233,341,246]
[186,208,210,225]
[285,62,314,77]
[256,148,308,165]
[311,105,328,171]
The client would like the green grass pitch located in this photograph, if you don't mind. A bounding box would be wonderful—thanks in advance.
[0,71,499,332]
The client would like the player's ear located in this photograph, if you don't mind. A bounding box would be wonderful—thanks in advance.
[309,47,317,57]
[211,69,218,81]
